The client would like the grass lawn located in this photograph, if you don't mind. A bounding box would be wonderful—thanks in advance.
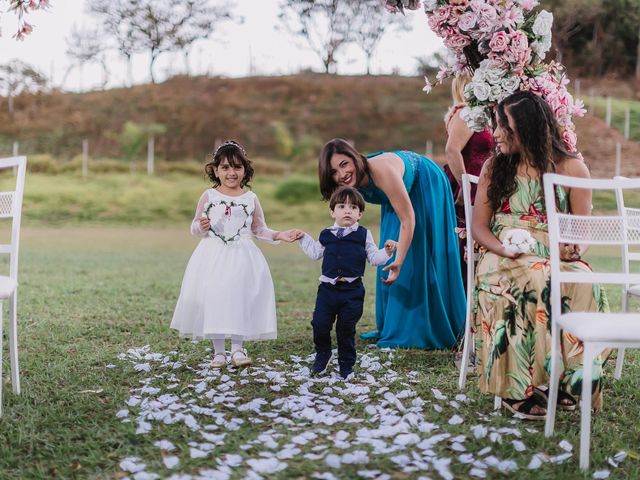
[0,225,638,479]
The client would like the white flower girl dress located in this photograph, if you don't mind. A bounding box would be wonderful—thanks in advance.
[171,189,278,341]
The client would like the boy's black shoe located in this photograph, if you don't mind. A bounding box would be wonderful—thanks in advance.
[312,351,332,375]
[339,365,354,380]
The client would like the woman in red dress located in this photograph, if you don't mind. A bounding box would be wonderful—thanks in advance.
[443,73,494,286]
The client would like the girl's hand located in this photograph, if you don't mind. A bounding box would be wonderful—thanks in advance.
[199,217,210,231]
[384,240,397,256]
[276,229,303,242]
[382,260,402,284]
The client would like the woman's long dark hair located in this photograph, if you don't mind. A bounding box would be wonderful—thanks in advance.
[487,91,577,212]
[318,138,370,200]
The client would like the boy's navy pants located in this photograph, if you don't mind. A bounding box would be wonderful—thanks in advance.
[311,280,365,370]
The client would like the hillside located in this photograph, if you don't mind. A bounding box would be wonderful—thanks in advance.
[0,74,639,177]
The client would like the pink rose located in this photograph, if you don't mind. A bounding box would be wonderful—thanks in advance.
[489,31,510,52]
[562,129,578,151]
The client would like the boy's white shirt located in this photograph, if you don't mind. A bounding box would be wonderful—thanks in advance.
[298,222,391,284]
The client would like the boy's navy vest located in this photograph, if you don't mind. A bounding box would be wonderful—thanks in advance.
[319,226,367,278]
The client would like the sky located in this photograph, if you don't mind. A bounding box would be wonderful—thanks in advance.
[0,0,444,91]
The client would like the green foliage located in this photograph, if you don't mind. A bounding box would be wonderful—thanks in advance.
[541,0,639,77]
[273,177,322,205]
[119,121,166,162]
[271,121,321,174]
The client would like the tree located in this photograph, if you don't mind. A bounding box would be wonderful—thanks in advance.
[64,25,109,90]
[279,0,356,74]
[350,0,412,75]
[88,0,236,84]
[119,121,166,172]
[85,0,138,86]
[539,0,602,65]
[0,59,47,113]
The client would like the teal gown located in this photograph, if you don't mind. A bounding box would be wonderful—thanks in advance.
[359,151,465,349]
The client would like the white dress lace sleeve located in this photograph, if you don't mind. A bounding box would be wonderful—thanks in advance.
[251,194,280,243]
[190,191,210,237]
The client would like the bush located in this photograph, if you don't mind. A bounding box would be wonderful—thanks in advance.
[274,177,321,205]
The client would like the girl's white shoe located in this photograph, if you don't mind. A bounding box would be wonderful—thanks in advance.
[211,353,227,368]
[230,349,252,368]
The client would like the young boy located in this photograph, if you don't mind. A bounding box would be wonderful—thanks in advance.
[296,186,396,379]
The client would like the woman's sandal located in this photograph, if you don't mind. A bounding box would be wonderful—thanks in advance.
[533,386,578,411]
[502,396,547,421]
[210,353,227,369]
[230,350,252,368]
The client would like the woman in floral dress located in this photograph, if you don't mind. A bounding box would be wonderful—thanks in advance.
[472,91,609,420]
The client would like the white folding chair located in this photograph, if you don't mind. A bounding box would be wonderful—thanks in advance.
[457,173,502,410]
[0,156,27,416]
[543,173,640,470]
[457,173,479,389]
[613,176,640,379]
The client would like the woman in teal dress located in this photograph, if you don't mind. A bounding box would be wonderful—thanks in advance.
[318,139,465,349]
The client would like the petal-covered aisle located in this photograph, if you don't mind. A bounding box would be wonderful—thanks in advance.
[111,346,625,479]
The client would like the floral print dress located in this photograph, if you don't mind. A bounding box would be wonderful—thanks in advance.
[473,176,609,410]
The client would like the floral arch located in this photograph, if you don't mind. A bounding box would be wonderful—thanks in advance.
[386,0,584,154]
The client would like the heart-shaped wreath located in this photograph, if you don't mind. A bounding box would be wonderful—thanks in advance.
[204,200,251,244]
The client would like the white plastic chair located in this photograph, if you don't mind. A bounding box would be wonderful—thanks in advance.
[543,173,640,470]
[457,173,479,389]
[456,174,502,410]
[613,176,640,379]
[0,156,27,416]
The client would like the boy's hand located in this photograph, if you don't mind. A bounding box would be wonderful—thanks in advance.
[277,229,305,242]
[384,240,397,256]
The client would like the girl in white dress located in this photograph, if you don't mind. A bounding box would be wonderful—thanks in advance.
[171,140,298,368]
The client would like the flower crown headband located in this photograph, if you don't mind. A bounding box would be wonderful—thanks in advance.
[213,140,247,158]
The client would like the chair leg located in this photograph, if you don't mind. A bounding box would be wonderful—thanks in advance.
[545,325,562,437]
[614,348,625,380]
[580,344,594,471]
[458,322,472,390]
[0,304,3,417]
[8,293,19,394]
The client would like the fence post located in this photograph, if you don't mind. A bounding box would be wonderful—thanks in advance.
[425,140,433,158]
[615,142,622,177]
[605,96,612,127]
[589,88,595,115]
[11,142,19,173]
[82,138,89,178]
[574,79,581,99]
[624,106,631,140]
[147,136,155,176]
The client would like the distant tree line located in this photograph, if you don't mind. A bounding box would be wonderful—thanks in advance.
[541,0,640,78]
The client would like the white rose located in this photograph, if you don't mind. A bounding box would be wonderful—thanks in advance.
[531,37,552,57]
[489,84,503,102]
[472,81,492,101]
[460,106,491,132]
[500,76,521,94]
[502,228,536,254]
[478,59,507,84]
[423,0,438,12]
[533,10,553,37]
[485,67,507,85]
